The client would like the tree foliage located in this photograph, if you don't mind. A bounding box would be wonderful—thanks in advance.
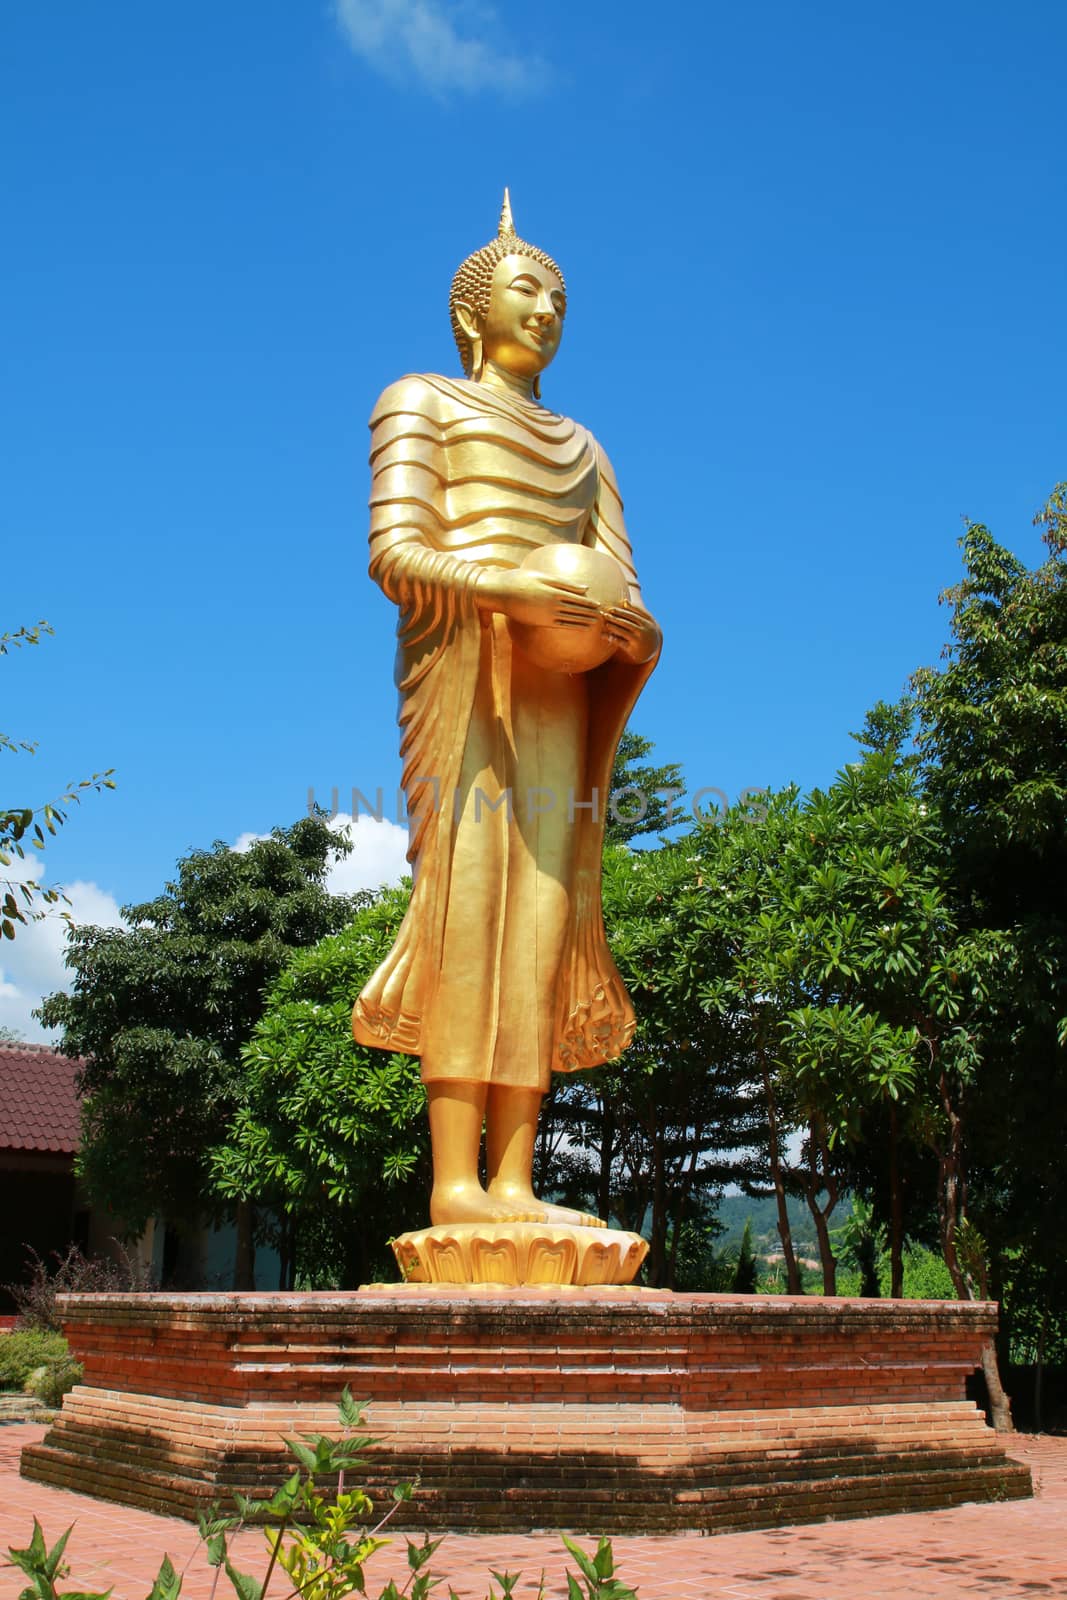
[604,729,685,845]
[38,817,358,1266]
[914,492,1067,874]
[911,486,1067,1390]
[732,1219,759,1293]
[672,737,999,1302]
[211,885,427,1288]
[537,840,764,1287]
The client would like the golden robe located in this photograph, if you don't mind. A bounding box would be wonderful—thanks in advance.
[352,374,658,1091]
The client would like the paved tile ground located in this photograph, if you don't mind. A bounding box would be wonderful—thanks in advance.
[1,1424,1064,1599]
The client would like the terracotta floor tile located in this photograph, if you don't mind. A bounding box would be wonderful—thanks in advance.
[1,1424,1064,1600]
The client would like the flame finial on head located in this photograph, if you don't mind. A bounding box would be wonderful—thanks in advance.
[498,187,516,239]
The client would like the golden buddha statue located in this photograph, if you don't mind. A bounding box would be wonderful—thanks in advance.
[353,194,660,1281]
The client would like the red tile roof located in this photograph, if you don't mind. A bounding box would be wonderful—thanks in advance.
[0,1043,82,1154]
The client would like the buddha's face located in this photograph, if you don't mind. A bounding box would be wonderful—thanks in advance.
[480,253,565,378]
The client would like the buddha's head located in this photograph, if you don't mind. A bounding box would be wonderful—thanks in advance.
[450,191,566,394]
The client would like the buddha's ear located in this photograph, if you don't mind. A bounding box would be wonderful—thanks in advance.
[453,300,481,340]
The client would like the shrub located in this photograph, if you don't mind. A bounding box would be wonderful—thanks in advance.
[899,1243,956,1299]
[26,1356,84,1408]
[0,1329,69,1390]
[6,1242,156,1332]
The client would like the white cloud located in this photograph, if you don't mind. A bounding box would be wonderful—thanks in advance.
[333,0,548,98]
[232,830,269,854]
[325,812,410,894]
[0,865,124,1044]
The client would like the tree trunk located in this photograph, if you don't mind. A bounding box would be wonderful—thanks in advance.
[939,1173,1015,1434]
[233,1200,256,1291]
[804,1117,838,1296]
[936,1065,967,1297]
[665,1143,700,1291]
[981,1340,1015,1434]
[1035,1310,1046,1433]
[888,1102,904,1297]
[667,1215,682,1289]
[277,1215,296,1290]
[761,1060,802,1293]
[807,1196,837,1296]
[596,1098,615,1224]
[932,1068,1014,1432]
[804,1183,837,1295]
[648,1123,668,1286]
[616,1146,648,1238]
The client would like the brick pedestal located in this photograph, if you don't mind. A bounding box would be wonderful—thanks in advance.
[20,1288,1031,1533]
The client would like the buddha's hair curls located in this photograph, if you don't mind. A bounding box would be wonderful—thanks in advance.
[449,191,566,377]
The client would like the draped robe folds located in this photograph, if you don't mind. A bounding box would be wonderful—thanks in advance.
[352,373,658,1091]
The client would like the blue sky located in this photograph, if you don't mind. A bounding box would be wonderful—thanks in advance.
[3,1,1065,1036]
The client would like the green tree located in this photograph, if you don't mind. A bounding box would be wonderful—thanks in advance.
[38,816,357,1287]
[910,485,1067,1423]
[540,841,764,1287]
[685,752,973,1303]
[684,788,810,1293]
[211,886,427,1289]
[776,747,958,1297]
[1,622,114,939]
[914,488,1066,876]
[732,1219,759,1293]
[670,1197,734,1292]
[831,1196,885,1297]
[604,729,685,845]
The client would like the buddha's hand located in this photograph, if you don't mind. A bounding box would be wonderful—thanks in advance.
[475,568,601,630]
[603,602,661,665]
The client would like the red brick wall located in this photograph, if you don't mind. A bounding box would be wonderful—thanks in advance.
[56,1288,1000,1410]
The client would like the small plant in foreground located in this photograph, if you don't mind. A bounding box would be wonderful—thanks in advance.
[3,1390,638,1600]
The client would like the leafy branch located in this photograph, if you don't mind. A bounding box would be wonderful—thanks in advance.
[1,620,115,939]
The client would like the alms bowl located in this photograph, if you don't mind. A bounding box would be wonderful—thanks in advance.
[508,543,629,674]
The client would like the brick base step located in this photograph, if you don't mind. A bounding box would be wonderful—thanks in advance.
[19,1289,1033,1534]
[21,1388,1033,1536]
[22,1434,1031,1535]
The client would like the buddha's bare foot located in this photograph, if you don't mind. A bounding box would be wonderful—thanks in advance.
[486,1183,606,1229]
[430,1182,544,1226]
[537,1201,607,1228]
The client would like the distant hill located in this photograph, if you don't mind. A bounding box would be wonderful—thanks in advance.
[713,1192,853,1258]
